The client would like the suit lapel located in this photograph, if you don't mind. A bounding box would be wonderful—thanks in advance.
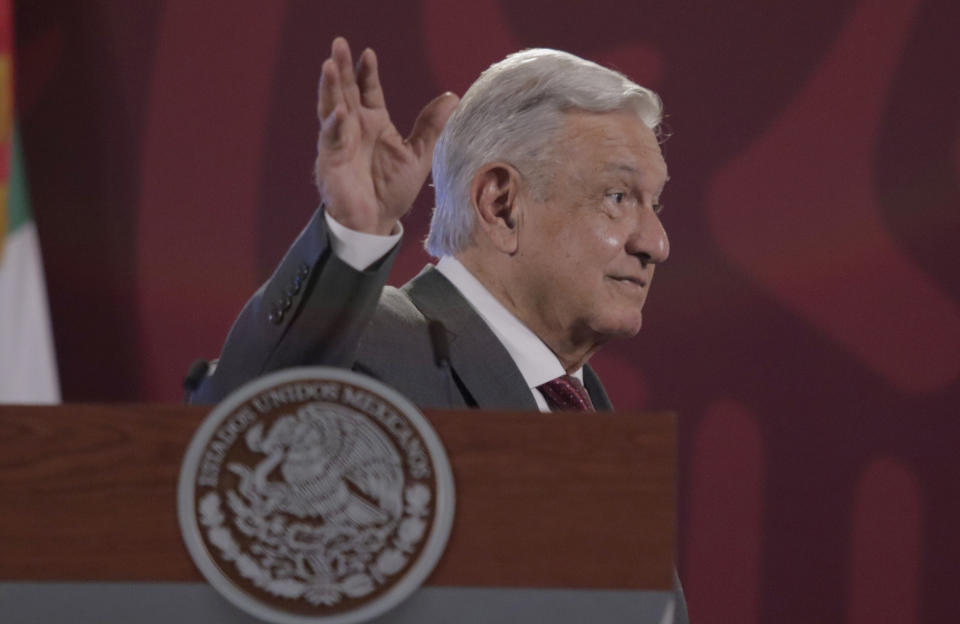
[403,266,539,411]
[583,365,613,411]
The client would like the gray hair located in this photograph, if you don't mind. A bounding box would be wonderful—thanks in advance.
[425,48,663,258]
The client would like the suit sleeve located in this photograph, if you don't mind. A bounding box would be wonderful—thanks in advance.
[189,207,399,404]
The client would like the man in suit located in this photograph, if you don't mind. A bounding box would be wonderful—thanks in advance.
[190,37,684,621]
[193,36,669,412]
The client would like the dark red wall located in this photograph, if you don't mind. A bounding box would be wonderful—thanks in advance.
[15,1,960,622]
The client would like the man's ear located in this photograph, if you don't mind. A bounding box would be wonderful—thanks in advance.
[470,162,523,254]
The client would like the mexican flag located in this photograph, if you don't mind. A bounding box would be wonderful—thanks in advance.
[0,0,59,403]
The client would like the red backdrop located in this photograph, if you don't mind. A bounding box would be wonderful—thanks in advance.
[15,1,960,622]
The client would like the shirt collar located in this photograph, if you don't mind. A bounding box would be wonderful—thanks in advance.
[435,256,582,389]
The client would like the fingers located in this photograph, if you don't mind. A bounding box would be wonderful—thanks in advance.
[319,38,374,124]
[356,48,385,109]
[317,58,343,122]
[407,92,460,162]
[318,105,347,150]
[331,37,361,110]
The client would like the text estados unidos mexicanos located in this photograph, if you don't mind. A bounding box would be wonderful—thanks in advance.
[195,382,432,487]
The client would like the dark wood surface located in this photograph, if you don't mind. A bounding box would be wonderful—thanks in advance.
[0,404,675,590]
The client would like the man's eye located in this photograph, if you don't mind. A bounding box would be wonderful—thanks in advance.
[653,201,664,214]
[607,191,626,204]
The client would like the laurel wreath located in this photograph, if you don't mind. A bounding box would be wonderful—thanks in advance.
[198,482,431,606]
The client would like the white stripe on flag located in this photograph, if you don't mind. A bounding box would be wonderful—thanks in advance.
[0,221,60,403]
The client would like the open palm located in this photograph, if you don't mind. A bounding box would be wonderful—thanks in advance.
[314,38,459,236]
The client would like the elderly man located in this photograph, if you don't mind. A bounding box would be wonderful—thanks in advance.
[191,37,685,620]
[193,37,669,409]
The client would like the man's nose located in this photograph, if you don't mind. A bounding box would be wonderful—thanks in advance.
[626,207,670,266]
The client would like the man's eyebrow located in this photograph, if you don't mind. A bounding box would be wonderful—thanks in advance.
[601,163,642,176]
[601,163,670,185]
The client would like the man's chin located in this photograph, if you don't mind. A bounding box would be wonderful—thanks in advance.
[595,315,644,341]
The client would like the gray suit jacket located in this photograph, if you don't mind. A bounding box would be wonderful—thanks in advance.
[191,208,689,623]
[193,208,612,409]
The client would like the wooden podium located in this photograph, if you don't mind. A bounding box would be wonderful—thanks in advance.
[0,404,676,623]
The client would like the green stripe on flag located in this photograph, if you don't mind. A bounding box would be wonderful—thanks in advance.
[7,123,30,233]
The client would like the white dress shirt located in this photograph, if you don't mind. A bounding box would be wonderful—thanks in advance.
[324,210,583,411]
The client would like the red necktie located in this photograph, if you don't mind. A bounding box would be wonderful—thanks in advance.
[537,375,595,412]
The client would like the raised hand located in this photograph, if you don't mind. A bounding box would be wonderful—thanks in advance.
[314,37,459,235]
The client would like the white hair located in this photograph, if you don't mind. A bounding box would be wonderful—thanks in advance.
[425,48,663,258]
